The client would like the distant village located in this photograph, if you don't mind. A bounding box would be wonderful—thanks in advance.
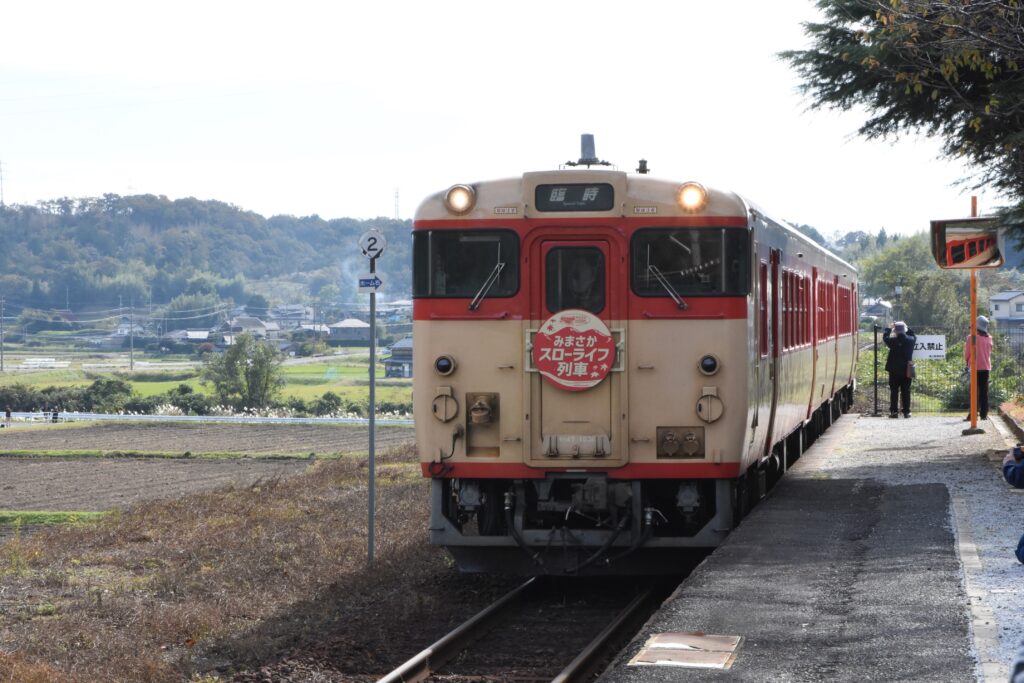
[91,300,414,378]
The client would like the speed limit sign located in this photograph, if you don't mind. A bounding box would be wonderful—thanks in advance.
[359,229,387,260]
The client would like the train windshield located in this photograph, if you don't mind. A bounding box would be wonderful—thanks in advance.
[413,230,520,298]
[631,228,750,296]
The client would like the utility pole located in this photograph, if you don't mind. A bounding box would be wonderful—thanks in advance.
[1,296,5,372]
[129,296,134,371]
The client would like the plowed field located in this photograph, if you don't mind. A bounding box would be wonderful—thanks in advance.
[0,422,413,456]
[0,422,415,520]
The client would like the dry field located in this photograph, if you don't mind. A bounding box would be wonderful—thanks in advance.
[0,422,414,456]
[0,423,517,682]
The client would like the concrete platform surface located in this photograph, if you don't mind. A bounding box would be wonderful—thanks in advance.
[600,414,1022,682]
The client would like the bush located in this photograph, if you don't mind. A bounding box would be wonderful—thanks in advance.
[83,378,133,413]
[163,384,212,415]
[123,395,161,414]
[284,397,310,416]
[312,391,343,416]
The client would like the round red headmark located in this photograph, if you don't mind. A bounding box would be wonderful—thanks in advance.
[532,309,616,391]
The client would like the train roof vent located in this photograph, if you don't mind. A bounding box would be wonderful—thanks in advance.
[565,133,611,168]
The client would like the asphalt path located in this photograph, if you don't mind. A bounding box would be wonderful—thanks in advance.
[600,414,985,682]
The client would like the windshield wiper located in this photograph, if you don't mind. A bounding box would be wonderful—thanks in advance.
[468,262,505,310]
[647,265,688,310]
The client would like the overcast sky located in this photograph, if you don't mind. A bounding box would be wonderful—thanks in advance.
[0,1,1003,238]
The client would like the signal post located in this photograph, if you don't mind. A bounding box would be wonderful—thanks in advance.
[358,229,386,563]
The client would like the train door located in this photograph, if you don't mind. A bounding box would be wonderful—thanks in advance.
[807,267,819,419]
[749,246,766,453]
[762,248,781,458]
[830,276,840,396]
[525,237,626,466]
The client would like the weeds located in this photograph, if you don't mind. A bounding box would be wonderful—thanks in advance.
[0,441,440,681]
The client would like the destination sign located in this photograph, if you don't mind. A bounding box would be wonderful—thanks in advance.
[535,183,614,212]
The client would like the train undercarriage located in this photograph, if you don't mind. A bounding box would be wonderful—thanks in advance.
[431,386,853,575]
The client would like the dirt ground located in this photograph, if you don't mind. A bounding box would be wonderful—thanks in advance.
[0,458,311,513]
[0,422,414,456]
[0,432,518,683]
[0,423,415,539]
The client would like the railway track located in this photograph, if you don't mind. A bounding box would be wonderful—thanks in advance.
[378,576,672,683]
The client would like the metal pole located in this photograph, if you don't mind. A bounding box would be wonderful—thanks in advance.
[368,256,377,564]
[1,296,5,372]
[129,297,134,372]
[873,325,880,415]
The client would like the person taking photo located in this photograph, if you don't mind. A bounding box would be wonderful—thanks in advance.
[883,321,916,418]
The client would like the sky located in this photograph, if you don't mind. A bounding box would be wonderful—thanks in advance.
[0,0,1005,239]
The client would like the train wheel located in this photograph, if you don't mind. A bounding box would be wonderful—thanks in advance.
[732,476,749,526]
[478,481,506,536]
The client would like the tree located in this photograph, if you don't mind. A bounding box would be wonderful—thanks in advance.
[859,233,936,298]
[782,1,1024,222]
[161,292,224,332]
[246,293,271,316]
[201,332,284,410]
[859,233,971,331]
[792,223,830,247]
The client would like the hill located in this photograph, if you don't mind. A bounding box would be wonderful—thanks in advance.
[0,194,412,310]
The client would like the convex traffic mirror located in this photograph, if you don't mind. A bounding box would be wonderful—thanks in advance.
[930,217,1004,269]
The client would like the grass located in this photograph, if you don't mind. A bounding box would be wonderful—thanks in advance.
[0,353,413,405]
[0,511,106,526]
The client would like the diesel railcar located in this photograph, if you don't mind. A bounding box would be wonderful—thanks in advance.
[413,151,857,574]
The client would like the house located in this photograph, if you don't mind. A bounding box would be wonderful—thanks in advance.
[115,316,146,337]
[990,291,1024,323]
[860,298,893,327]
[294,323,330,340]
[990,291,1024,349]
[165,329,210,344]
[384,336,413,378]
[328,318,371,343]
[270,304,312,328]
[222,316,271,339]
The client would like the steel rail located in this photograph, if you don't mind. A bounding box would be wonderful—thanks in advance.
[376,577,537,683]
[550,588,655,683]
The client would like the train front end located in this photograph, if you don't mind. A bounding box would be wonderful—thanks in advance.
[414,169,754,574]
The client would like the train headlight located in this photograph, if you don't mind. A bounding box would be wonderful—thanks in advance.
[677,182,708,212]
[435,355,457,376]
[698,354,719,376]
[445,184,476,214]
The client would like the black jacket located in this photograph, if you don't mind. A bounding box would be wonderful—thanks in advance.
[883,328,916,374]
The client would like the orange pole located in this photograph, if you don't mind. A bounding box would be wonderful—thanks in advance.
[969,196,978,430]
[970,269,978,429]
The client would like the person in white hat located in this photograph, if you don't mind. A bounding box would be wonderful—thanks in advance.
[883,321,916,417]
[964,315,993,420]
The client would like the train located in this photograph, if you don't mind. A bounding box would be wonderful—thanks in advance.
[413,138,858,574]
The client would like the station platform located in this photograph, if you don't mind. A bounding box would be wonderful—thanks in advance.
[599,414,1023,682]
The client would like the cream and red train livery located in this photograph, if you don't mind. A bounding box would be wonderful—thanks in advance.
[413,162,857,574]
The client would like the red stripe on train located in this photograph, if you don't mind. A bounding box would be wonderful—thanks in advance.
[413,296,748,320]
[421,461,742,479]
